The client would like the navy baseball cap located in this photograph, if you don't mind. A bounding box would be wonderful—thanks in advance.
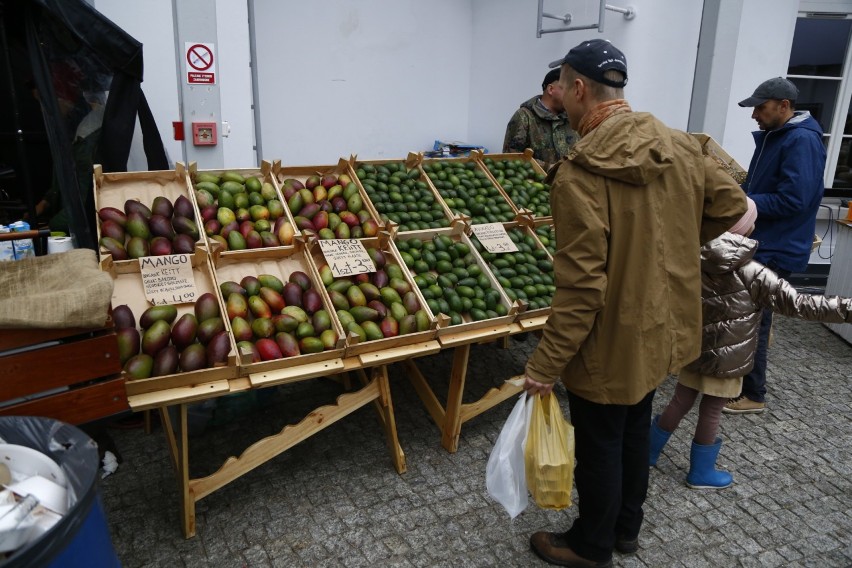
[549,39,627,88]
[738,77,798,107]
[542,68,561,91]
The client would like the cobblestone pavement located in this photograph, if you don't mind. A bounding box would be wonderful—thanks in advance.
[100,316,852,567]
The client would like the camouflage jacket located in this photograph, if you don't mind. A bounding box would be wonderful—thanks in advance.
[502,96,578,169]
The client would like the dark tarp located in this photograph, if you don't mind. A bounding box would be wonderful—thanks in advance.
[0,0,168,250]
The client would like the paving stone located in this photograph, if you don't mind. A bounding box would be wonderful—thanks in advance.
[99,316,851,566]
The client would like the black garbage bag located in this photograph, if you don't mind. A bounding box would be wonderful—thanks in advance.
[0,416,119,568]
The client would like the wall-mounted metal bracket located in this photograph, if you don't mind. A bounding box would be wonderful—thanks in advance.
[537,1,636,37]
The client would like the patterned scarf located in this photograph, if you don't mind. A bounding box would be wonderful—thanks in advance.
[577,99,632,137]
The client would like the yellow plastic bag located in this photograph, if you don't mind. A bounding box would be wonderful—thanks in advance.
[524,393,574,510]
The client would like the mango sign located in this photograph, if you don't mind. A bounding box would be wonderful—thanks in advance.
[471,223,518,253]
[139,254,199,305]
[318,239,376,278]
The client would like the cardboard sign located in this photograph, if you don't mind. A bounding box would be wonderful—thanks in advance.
[318,239,376,278]
[185,42,216,84]
[471,223,519,253]
[139,254,199,306]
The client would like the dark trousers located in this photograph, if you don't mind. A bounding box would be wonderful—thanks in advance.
[563,389,655,562]
[741,266,791,403]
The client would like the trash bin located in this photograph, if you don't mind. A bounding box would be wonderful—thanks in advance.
[0,416,120,568]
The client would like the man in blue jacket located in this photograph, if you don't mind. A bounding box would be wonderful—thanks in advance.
[724,77,826,414]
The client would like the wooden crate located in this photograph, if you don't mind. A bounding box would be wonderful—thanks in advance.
[690,133,748,184]
[94,163,202,266]
[419,152,519,226]
[479,149,553,222]
[346,153,455,235]
[208,243,346,377]
[188,161,298,257]
[0,322,127,425]
[103,247,239,398]
[390,224,516,340]
[272,158,383,239]
[304,232,438,359]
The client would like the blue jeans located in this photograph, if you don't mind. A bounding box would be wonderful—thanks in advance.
[741,266,791,403]
[563,389,655,562]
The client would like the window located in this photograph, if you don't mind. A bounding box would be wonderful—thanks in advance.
[787,12,852,197]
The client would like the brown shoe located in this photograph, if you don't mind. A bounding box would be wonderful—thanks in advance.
[529,531,613,567]
[722,395,765,414]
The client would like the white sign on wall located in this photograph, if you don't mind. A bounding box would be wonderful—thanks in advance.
[185,42,216,85]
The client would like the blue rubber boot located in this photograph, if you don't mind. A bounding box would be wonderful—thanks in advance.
[686,438,733,489]
[649,415,672,467]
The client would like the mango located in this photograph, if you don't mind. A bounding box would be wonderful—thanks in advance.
[206,331,231,366]
[296,337,323,354]
[346,321,367,343]
[140,305,178,329]
[217,207,237,226]
[112,305,136,329]
[258,287,285,313]
[289,271,312,292]
[283,282,303,308]
[362,219,379,237]
[255,338,283,361]
[403,291,421,314]
[124,354,153,379]
[302,289,323,314]
[221,171,246,184]
[346,286,367,308]
[380,287,403,306]
[327,279,353,294]
[194,292,221,322]
[272,314,299,333]
[101,219,126,242]
[298,202,320,220]
[241,275,262,297]
[251,317,275,339]
[142,319,171,356]
[174,195,195,219]
[125,212,151,240]
[368,300,388,319]
[245,230,263,249]
[415,309,431,332]
[361,320,383,341]
[276,220,295,245]
[333,223,351,239]
[152,345,179,376]
[346,194,363,214]
[281,305,308,323]
[399,314,417,335]
[98,206,127,227]
[389,302,407,322]
[336,310,355,328]
[196,316,225,344]
[230,316,253,342]
[227,293,249,320]
[358,282,380,302]
[116,327,140,364]
[312,310,331,333]
[379,316,399,338]
[258,274,285,294]
[100,237,128,260]
[350,306,379,323]
[180,343,208,371]
[173,234,196,254]
[248,295,272,319]
[260,231,280,248]
[150,196,174,218]
[295,321,315,339]
[221,180,244,195]
[220,281,247,297]
[274,332,300,358]
[319,265,334,287]
[319,329,339,350]
[124,199,152,219]
[150,236,173,256]
[371,270,389,289]
[171,313,198,349]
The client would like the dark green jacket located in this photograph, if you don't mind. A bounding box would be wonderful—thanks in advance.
[502,96,578,169]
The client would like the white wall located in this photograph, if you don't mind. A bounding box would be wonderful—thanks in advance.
[94,0,182,166]
[719,0,799,168]
[251,1,473,165]
[468,0,705,153]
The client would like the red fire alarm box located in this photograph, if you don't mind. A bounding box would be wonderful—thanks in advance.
[192,122,217,146]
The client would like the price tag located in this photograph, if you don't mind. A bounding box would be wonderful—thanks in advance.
[318,239,376,278]
[471,223,519,253]
[139,254,199,306]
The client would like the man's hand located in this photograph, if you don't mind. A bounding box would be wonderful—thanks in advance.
[522,374,554,396]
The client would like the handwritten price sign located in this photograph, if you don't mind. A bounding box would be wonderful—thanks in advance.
[139,254,199,305]
[318,239,377,278]
[471,223,519,253]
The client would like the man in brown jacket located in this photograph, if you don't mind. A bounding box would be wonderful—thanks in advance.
[522,39,747,567]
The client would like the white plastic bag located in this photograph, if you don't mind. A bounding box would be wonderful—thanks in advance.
[486,393,532,518]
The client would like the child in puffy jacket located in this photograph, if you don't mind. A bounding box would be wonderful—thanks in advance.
[650,197,852,489]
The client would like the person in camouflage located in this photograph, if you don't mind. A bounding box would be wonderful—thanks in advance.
[502,68,579,170]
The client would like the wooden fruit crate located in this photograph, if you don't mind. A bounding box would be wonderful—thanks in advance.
[94,162,203,267]
[478,149,553,222]
[272,158,383,240]
[188,161,298,257]
[304,232,438,361]
[346,153,455,236]
[419,151,519,226]
[389,223,516,345]
[208,242,346,380]
[102,247,239,400]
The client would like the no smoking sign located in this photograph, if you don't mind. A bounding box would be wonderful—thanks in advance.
[185,42,216,84]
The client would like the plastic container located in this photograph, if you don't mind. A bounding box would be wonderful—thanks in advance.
[0,417,120,568]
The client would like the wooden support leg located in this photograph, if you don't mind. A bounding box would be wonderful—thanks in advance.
[373,365,406,473]
[441,344,471,453]
[143,409,152,434]
[500,336,509,349]
[159,404,195,538]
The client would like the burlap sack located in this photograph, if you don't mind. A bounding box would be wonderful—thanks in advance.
[0,249,114,329]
